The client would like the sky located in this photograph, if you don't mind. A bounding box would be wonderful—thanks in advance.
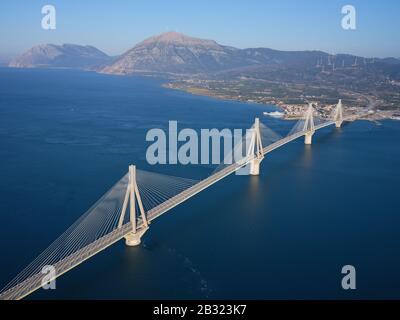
[0,0,399,59]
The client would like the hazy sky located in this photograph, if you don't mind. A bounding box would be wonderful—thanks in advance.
[0,0,399,58]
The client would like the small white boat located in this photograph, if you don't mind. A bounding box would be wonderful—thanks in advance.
[263,111,284,118]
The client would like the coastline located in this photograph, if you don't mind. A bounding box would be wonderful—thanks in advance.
[163,82,399,122]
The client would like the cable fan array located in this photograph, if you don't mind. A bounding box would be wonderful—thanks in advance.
[0,169,199,299]
[135,169,199,214]
[212,122,282,175]
[287,106,330,137]
[259,122,283,146]
[0,173,129,297]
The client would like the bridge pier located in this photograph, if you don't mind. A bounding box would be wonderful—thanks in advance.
[303,104,315,145]
[125,227,149,246]
[334,99,343,128]
[335,120,343,128]
[248,118,264,176]
[249,158,261,175]
[304,132,313,145]
[118,165,150,247]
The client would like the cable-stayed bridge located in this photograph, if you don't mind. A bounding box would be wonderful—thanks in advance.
[0,100,368,300]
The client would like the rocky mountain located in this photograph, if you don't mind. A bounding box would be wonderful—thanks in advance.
[101,32,249,74]
[9,44,113,70]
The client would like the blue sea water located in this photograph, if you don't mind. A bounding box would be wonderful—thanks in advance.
[0,68,399,299]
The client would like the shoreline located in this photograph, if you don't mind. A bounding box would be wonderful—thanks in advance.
[163,83,399,122]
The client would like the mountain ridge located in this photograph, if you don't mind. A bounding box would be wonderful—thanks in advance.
[8,32,400,74]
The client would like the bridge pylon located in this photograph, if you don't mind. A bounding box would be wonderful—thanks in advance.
[118,165,149,246]
[303,103,315,145]
[333,99,344,128]
[248,118,264,175]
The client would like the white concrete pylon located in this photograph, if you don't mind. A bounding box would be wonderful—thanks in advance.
[249,118,264,175]
[334,99,344,128]
[118,165,149,246]
[303,103,315,145]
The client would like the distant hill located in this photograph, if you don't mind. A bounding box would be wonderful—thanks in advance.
[9,44,113,70]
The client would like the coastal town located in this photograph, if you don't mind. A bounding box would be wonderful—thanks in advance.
[165,75,400,122]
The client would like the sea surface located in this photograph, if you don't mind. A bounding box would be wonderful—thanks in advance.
[0,68,399,299]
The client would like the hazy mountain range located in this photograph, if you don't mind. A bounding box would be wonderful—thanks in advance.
[8,32,400,76]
